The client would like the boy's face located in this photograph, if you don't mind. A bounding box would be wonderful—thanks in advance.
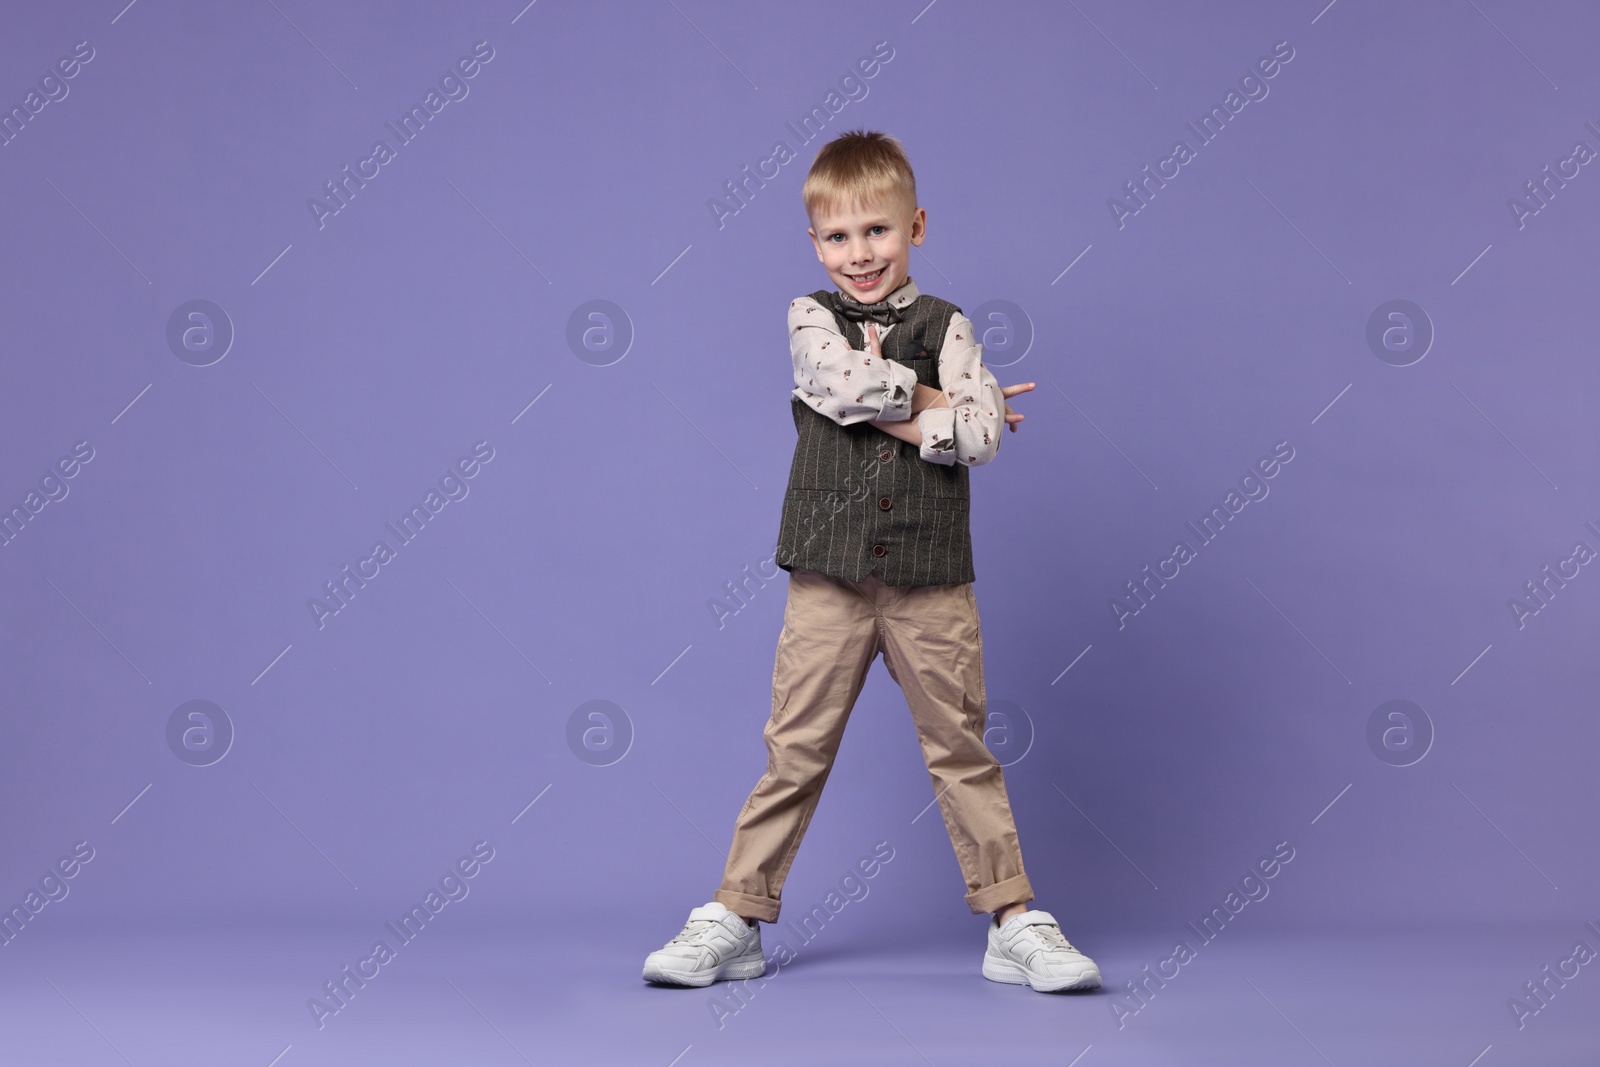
[807,193,926,304]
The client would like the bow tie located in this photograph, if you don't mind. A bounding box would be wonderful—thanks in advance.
[832,292,904,327]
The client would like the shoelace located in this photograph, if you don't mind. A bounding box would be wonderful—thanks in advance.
[667,919,719,947]
[1028,923,1076,952]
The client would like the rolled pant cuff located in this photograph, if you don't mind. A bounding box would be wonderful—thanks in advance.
[966,873,1034,915]
[713,889,781,924]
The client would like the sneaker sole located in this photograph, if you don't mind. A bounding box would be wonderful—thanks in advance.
[982,952,1101,992]
[643,953,766,987]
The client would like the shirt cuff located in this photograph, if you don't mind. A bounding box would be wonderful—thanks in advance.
[872,360,919,421]
[916,407,957,464]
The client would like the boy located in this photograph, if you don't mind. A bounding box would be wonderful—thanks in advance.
[643,130,1100,993]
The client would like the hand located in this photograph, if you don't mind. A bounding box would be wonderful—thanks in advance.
[1000,382,1036,433]
[866,323,932,446]
[867,323,947,415]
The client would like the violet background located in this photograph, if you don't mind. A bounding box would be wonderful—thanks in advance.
[2,1,1596,1064]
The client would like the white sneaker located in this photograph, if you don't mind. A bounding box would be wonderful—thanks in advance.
[982,910,1102,992]
[642,901,766,987]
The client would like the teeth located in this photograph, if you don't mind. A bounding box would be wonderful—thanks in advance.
[851,269,883,281]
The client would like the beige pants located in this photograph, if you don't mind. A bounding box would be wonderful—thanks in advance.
[714,567,1034,922]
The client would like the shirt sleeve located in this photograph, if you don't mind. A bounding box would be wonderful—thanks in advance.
[789,296,920,424]
[919,311,1004,466]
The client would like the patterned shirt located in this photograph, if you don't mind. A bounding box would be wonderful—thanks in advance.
[788,275,1006,466]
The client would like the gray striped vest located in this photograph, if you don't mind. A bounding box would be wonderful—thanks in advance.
[773,289,974,587]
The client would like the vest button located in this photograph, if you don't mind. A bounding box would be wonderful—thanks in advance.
[878,449,893,462]
[878,496,892,511]
[871,543,887,557]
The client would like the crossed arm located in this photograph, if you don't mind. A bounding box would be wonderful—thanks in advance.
[787,297,1031,465]
[871,377,948,447]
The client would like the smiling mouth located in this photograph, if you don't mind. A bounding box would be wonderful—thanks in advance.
[845,268,885,284]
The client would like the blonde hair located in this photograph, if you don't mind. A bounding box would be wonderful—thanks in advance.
[802,128,917,224]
